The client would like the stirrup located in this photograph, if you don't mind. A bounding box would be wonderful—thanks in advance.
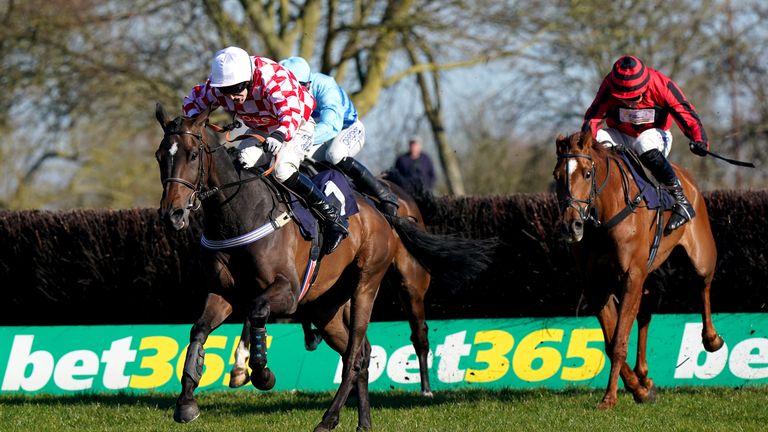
[664,205,695,234]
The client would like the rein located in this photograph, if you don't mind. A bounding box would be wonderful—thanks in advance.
[558,149,644,229]
[162,127,276,205]
[557,152,611,226]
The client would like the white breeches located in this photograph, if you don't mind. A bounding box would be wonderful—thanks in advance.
[237,119,316,182]
[596,127,672,157]
[306,119,366,165]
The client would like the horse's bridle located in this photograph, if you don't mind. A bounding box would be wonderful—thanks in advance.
[557,152,612,227]
[161,126,275,211]
[162,130,211,211]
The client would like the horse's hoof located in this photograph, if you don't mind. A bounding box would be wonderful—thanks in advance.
[421,390,434,398]
[356,425,372,432]
[704,334,725,352]
[305,332,323,351]
[252,367,276,391]
[173,401,200,424]
[632,384,657,404]
[645,384,658,403]
[229,368,250,388]
[596,399,616,410]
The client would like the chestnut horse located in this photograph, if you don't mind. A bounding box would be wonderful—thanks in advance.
[155,104,494,430]
[553,131,724,409]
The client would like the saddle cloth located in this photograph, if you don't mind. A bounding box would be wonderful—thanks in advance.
[616,152,675,211]
[288,169,359,240]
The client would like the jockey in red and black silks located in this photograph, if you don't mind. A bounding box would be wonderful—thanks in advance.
[581,55,710,235]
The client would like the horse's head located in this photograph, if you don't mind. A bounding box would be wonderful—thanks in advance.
[155,103,211,230]
[553,131,599,243]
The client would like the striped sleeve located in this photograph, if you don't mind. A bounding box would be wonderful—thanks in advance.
[182,81,220,117]
[662,76,708,143]
[582,74,612,138]
[258,60,315,142]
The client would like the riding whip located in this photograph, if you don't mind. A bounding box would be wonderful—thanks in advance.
[690,142,755,168]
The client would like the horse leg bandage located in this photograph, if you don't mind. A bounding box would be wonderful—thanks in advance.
[183,341,206,387]
[249,327,268,370]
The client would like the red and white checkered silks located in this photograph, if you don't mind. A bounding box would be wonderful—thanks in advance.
[183,56,316,142]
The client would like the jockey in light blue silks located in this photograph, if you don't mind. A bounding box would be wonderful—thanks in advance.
[279,56,399,216]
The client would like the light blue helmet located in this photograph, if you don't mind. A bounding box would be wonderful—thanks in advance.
[279,56,311,83]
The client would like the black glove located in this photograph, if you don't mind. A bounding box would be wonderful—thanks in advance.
[689,141,709,157]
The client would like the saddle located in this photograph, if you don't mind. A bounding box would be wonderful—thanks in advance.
[612,146,675,211]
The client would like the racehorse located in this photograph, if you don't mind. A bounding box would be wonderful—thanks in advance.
[552,131,724,409]
[228,177,442,397]
[155,103,494,430]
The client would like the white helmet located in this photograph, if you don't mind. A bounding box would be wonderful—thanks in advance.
[279,57,311,83]
[209,47,252,87]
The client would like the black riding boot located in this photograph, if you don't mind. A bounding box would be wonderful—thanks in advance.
[284,172,349,254]
[639,149,696,234]
[336,157,399,217]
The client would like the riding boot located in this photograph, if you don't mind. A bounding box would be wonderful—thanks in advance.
[336,157,399,217]
[639,149,696,234]
[283,172,349,254]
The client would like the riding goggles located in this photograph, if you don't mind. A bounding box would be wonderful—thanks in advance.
[218,81,250,95]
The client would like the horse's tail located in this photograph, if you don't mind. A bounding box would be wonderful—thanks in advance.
[386,214,498,290]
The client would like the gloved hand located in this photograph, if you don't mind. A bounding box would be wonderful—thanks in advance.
[265,131,285,154]
[238,146,262,169]
[689,141,709,157]
[265,136,282,154]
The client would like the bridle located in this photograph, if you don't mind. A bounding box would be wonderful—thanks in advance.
[162,129,213,211]
[161,125,275,212]
[556,152,612,227]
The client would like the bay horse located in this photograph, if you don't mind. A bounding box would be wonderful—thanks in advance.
[155,103,494,430]
[553,131,724,409]
[228,177,442,397]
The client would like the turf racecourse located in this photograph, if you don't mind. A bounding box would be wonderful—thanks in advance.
[0,387,766,432]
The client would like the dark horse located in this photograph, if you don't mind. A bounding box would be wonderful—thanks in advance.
[155,104,494,430]
[553,131,724,409]
[228,176,451,397]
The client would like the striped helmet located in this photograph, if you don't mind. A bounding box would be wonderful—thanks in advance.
[609,55,650,99]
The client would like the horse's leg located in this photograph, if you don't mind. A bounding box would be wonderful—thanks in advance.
[229,320,251,388]
[594,294,646,403]
[315,273,385,432]
[174,293,233,423]
[355,337,373,432]
[598,269,647,409]
[303,317,323,351]
[633,297,656,402]
[247,275,297,390]
[681,216,724,352]
[392,251,433,397]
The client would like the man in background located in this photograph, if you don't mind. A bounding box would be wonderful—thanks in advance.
[393,136,436,191]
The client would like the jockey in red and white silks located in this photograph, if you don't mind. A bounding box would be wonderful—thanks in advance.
[183,47,348,254]
[581,55,710,234]
[183,48,316,183]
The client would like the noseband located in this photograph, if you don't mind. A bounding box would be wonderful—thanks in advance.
[557,152,612,227]
[161,127,274,212]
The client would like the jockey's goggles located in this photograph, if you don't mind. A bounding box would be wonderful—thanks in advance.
[218,81,249,95]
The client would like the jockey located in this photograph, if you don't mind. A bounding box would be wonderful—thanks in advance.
[278,56,399,217]
[582,55,710,234]
[183,47,348,254]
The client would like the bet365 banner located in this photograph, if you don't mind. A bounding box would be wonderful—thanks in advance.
[1,313,766,395]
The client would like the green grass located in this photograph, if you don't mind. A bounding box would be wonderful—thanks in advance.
[0,387,766,432]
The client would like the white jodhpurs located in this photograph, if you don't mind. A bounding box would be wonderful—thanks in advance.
[306,119,366,164]
[237,119,316,182]
[595,127,673,157]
